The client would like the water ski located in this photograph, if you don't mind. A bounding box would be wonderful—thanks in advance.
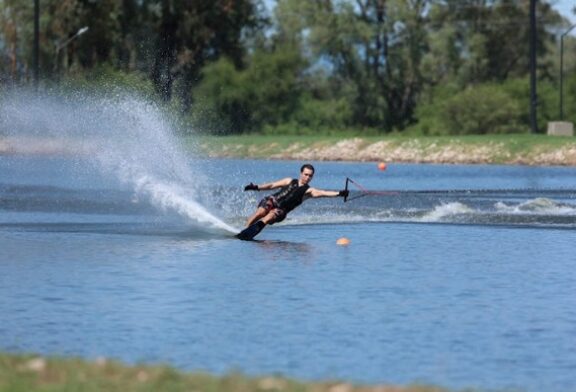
[236,221,265,241]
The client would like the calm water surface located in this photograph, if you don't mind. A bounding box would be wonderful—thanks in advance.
[1,157,576,392]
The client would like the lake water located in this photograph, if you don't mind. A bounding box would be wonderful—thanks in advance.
[1,91,576,391]
[1,155,576,392]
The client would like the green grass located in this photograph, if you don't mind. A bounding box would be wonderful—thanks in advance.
[0,353,451,392]
[189,133,576,164]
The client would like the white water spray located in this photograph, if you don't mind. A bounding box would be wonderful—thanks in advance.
[496,198,576,215]
[0,90,238,233]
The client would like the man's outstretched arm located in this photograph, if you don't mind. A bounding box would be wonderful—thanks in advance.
[244,177,292,191]
[308,188,348,198]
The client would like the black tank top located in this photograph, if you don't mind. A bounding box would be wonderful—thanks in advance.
[272,179,309,213]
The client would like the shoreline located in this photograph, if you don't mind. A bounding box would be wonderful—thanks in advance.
[3,136,576,166]
[0,352,449,392]
[199,136,576,166]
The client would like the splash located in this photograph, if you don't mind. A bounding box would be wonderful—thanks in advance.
[419,202,473,222]
[0,89,238,233]
[297,194,576,227]
[495,198,576,215]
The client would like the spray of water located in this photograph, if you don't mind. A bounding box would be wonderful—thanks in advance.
[0,89,238,233]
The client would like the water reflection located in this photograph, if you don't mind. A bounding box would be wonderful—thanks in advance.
[254,239,313,261]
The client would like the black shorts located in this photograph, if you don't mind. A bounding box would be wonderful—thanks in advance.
[258,197,286,224]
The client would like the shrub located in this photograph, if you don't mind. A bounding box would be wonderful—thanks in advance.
[411,83,526,135]
[441,84,524,134]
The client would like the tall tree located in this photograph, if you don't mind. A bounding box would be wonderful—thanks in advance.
[0,0,33,83]
[47,0,122,76]
[281,0,428,131]
[424,0,562,85]
[149,0,265,106]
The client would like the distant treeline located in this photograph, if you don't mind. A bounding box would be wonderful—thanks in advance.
[1,0,575,134]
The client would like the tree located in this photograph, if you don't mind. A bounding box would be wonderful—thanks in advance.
[424,0,562,85]
[270,0,429,132]
[191,44,307,134]
[149,0,265,106]
[0,0,33,83]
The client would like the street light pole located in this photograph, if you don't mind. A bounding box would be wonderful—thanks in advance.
[529,0,538,134]
[560,24,576,120]
[53,26,89,76]
[33,0,39,89]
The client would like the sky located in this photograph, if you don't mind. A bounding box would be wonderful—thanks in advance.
[263,0,576,35]
[553,0,575,24]
[265,0,575,22]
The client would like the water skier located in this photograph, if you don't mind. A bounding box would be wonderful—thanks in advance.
[238,164,348,240]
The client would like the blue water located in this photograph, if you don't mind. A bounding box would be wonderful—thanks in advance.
[1,155,576,392]
[1,90,576,391]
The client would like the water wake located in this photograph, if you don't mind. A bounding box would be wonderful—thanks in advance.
[288,191,576,229]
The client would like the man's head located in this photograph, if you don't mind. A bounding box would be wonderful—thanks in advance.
[299,164,315,185]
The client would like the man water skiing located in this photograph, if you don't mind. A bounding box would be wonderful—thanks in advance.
[237,164,348,240]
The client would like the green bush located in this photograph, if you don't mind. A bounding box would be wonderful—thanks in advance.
[191,46,307,135]
[499,77,557,132]
[408,84,458,135]
[244,47,307,129]
[290,95,352,131]
[189,58,249,134]
[566,73,576,124]
[410,83,526,135]
[441,84,524,134]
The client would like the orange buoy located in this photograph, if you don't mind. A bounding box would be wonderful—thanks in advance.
[378,162,387,171]
[336,237,350,246]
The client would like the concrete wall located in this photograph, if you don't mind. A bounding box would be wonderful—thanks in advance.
[547,122,574,136]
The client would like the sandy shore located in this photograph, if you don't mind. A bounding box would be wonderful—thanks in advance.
[3,136,576,165]
[201,137,576,166]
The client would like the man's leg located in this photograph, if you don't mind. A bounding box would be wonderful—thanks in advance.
[260,210,279,225]
[237,209,281,240]
[246,207,267,227]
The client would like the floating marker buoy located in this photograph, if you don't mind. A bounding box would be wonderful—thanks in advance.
[378,162,387,171]
[336,237,350,246]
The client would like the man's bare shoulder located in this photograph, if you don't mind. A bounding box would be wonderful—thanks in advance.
[272,177,293,187]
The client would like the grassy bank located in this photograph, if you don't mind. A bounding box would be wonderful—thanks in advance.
[3,133,576,165]
[0,353,449,392]
[193,134,576,165]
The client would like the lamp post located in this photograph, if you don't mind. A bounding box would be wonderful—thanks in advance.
[560,24,576,120]
[53,26,89,75]
[33,0,39,89]
[529,0,538,134]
